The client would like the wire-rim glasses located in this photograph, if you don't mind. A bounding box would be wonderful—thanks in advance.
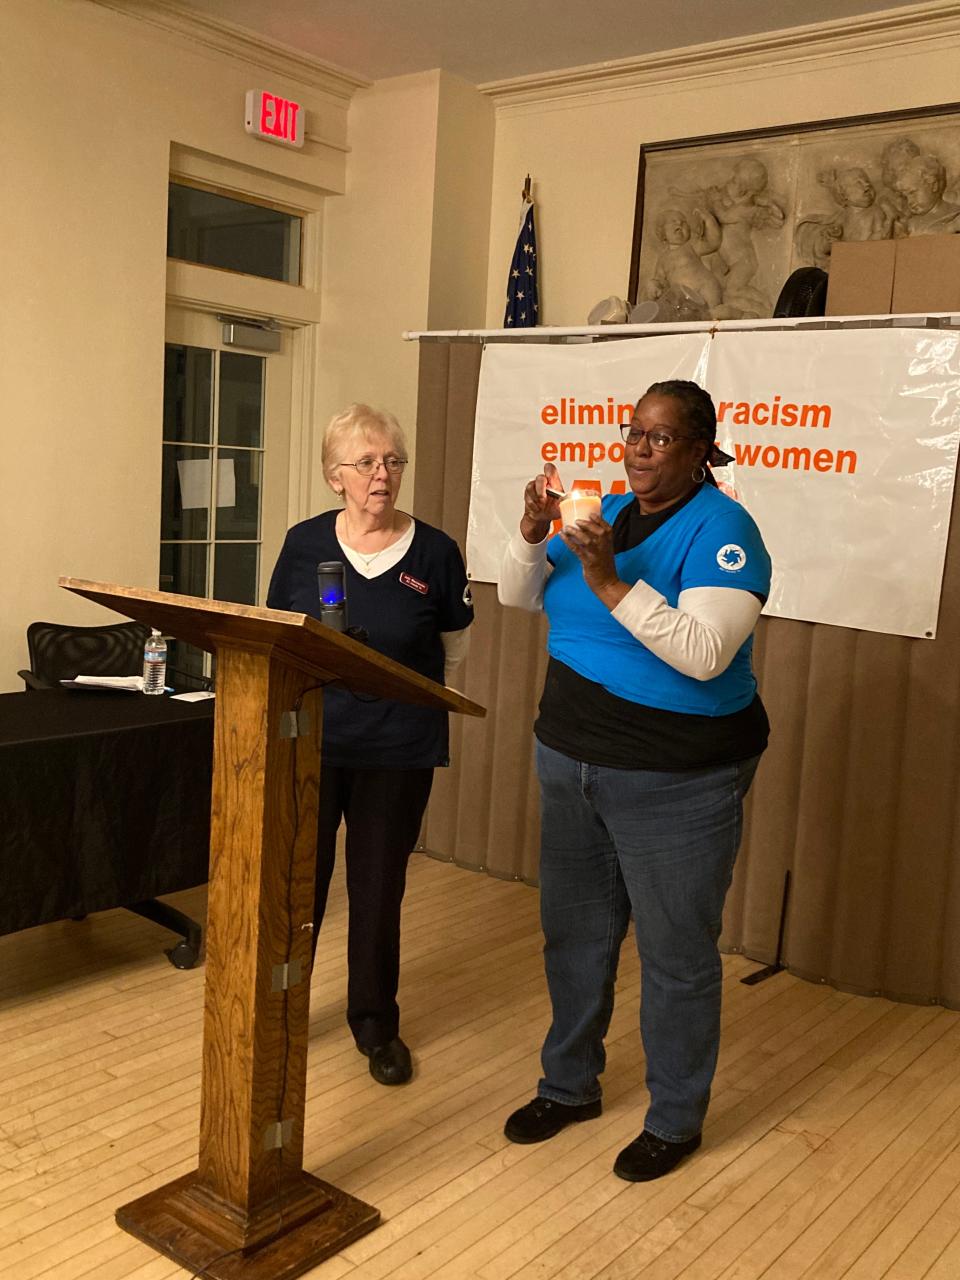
[339,455,408,476]
[619,424,695,451]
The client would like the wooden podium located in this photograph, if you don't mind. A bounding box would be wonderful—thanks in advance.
[59,578,485,1280]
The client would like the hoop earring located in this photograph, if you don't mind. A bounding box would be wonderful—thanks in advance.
[692,464,706,484]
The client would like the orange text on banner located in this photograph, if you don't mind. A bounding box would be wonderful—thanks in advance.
[539,394,856,474]
[539,439,857,474]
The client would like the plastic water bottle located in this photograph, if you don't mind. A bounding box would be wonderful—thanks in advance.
[142,629,167,695]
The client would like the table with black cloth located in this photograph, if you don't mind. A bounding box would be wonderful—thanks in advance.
[0,689,214,952]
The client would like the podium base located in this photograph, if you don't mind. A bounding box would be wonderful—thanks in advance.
[116,1169,380,1279]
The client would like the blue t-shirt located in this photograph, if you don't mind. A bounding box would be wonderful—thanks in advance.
[543,485,771,717]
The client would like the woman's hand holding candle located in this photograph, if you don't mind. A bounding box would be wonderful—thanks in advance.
[560,513,631,611]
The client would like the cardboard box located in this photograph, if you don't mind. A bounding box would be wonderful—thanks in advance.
[892,234,960,312]
[825,234,960,316]
[825,240,895,315]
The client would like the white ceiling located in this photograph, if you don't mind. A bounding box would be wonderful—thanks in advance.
[174,0,933,84]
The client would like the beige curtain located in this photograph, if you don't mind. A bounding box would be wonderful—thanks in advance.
[414,337,960,1009]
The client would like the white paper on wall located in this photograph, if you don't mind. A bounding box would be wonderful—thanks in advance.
[176,458,237,509]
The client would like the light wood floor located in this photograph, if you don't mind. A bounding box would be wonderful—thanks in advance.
[2,854,960,1280]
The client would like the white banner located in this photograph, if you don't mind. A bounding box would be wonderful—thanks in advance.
[468,329,960,638]
[468,336,710,580]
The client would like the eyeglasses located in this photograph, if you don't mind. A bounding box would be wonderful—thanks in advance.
[619,424,695,451]
[339,455,408,476]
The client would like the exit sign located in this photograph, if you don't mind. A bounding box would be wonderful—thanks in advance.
[244,90,305,149]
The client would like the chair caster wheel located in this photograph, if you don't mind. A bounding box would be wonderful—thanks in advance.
[167,941,199,970]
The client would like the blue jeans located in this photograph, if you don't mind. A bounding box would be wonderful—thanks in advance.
[535,740,760,1143]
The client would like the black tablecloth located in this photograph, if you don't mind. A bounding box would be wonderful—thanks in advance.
[0,689,214,935]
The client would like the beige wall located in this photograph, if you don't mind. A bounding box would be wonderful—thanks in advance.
[428,73,495,331]
[314,70,493,507]
[312,72,440,508]
[484,28,960,326]
[0,0,349,690]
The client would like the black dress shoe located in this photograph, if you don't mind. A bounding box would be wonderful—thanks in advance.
[358,1037,412,1086]
[504,1096,602,1144]
[613,1130,701,1181]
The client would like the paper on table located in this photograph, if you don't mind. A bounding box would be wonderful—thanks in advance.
[66,675,145,691]
[170,691,216,702]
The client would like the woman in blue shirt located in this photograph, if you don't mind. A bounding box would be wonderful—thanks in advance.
[498,380,770,1181]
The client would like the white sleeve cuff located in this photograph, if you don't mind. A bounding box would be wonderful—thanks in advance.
[497,529,551,611]
[611,583,762,680]
[442,627,471,682]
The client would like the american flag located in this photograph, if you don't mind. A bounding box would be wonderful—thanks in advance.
[503,194,539,327]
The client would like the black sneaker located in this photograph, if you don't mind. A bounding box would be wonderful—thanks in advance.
[613,1130,701,1181]
[504,1096,602,1144]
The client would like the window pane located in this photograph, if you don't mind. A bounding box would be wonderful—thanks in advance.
[167,183,301,284]
[214,543,258,605]
[162,445,212,540]
[214,448,262,540]
[163,345,212,443]
[159,542,208,597]
[166,638,210,691]
[219,353,263,447]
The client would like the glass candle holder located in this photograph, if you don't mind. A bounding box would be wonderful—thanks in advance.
[559,491,602,525]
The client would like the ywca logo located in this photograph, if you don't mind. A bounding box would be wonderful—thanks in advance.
[717,544,747,572]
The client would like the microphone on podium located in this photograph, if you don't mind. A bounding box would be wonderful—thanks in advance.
[317,562,347,632]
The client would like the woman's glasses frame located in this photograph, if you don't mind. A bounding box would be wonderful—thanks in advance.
[338,455,409,476]
[619,425,696,452]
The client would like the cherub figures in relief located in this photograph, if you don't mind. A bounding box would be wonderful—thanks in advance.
[642,207,723,319]
[825,167,893,241]
[675,157,785,318]
[796,167,893,269]
[894,153,960,235]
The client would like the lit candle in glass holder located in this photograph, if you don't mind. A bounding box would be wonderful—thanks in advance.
[559,487,602,526]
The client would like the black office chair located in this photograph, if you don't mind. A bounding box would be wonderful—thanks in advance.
[773,267,829,317]
[18,619,151,689]
[17,619,203,969]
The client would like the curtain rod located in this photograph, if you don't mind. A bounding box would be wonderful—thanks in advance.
[403,314,960,342]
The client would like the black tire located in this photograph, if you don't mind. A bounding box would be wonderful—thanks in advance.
[774,267,829,317]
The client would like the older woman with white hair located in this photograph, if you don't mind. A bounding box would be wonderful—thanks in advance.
[268,403,473,1085]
